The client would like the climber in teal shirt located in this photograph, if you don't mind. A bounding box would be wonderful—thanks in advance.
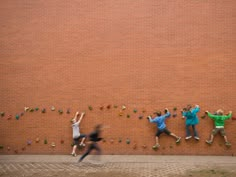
[182,104,200,140]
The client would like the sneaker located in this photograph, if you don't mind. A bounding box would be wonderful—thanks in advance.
[205,140,212,145]
[225,142,231,147]
[185,136,192,140]
[80,143,86,147]
[194,136,200,140]
[176,137,181,143]
[72,153,77,157]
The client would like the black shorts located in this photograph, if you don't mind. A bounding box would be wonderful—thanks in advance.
[73,134,86,145]
[156,128,171,137]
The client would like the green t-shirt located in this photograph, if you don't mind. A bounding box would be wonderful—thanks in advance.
[207,112,232,127]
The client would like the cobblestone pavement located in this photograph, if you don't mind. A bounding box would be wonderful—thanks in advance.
[0,155,236,177]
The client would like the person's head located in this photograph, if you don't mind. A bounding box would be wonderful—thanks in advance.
[71,118,76,124]
[154,111,162,116]
[186,104,192,111]
[216,109,224,115]
[95,124,103,132]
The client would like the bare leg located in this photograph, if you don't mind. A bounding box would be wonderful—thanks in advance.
[155,136,159,145]
[72,145,77,155]
[170,133,179,139]
[223,135,228,142]
[80,137,86,145]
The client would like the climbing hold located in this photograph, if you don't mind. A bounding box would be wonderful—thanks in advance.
[232,117,236,120]
[61,140,64,144]
[58,109,63,114]
[118,138,122,143]
[35,138,40,143]
[173,107,177,111]
[29,108,34,112]
[15,114,20,120]
[0,145,4,149]
[138,115,143,119]
[133,109,137,113]
[66,109,70,114]
[14,150,18,154]
[22,147,26,151]
[41,108,46,113]
[142,145,147,149]
[20,112,24,116]
[0,112,5,117]
[7,115,12,120]
[110,139,114,144]
[201,115,206,119]
[99,106,104,110]
[51,142,56,147]
[24,107,29,112]
[127,114,130,118]
[7,147,10,151]
[107,105,111,109]
[88,105,93,111]
[51,106,55,111]
[35,107,39,111]
[119,111,123,117]
[113,105,118,108]
[142,109,146,113]
[133,143,137,149]
[102,139,106,143]
[122,105,126,110]
[126,138,130,144]
[44,139,48,144]
[172,113,177,118]
[27,140,32,145]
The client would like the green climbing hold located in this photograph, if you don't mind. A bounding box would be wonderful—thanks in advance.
[88,105,93,111]
[126,138,130,144]
[15,114,20,120]
[44,139,48,144]
[133,109,137,113]
[35,107,39,111]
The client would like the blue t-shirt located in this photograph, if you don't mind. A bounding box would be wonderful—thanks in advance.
[149,112,171,130]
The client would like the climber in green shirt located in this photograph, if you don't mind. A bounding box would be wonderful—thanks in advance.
[205,109,232,147]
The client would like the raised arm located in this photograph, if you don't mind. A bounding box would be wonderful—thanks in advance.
[205,111,217,119]
[73,111,80,121]
[77,112,85,124]
[191,105,200,114]
[222,111,232,120]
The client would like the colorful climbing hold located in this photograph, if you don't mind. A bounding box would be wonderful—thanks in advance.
[7,115,12,120]
[7,147,10,151]
[173,107,177,111]
[118,138,122,143]
[27,140,32,145]
[113,105,118,108]
[99,106,104,110]
[35,107,39,111]
[51,142,56,147]
[110,139,114,144]
[201,115,206,119]
[126,138,130,144]
[35,138,40,143]
[152,145,158,151]
[21,147,26,151]
[58,109,63,114]
[133,109,137,113]
[41,108,46,113]
[0,145,3,149]
[107,105,111,109]
[172,113,177,118]
[122,105,126,110]
[20,112,24,116]
[29,108,34,112]
[88,105,93,111]
[0,112,5,117]
[24,107,29,112]
[51,106,55,111]
[127,114,130,118]
[66,108,70,114]
[138,115,143,119]
[119,111,123,117]
[44,139,48,144]
[15,114,20,120]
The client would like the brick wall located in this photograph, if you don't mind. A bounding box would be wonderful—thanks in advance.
[0,0,235,155]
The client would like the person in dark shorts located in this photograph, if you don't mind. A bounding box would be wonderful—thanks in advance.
[147,108,181,148]
[71,111,86,157]
[78,124,103,163]
[205,109,232,146]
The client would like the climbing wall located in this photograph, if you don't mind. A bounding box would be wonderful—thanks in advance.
[0,0,236,155]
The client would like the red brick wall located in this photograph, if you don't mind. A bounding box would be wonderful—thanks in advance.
[0,0,235,155]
